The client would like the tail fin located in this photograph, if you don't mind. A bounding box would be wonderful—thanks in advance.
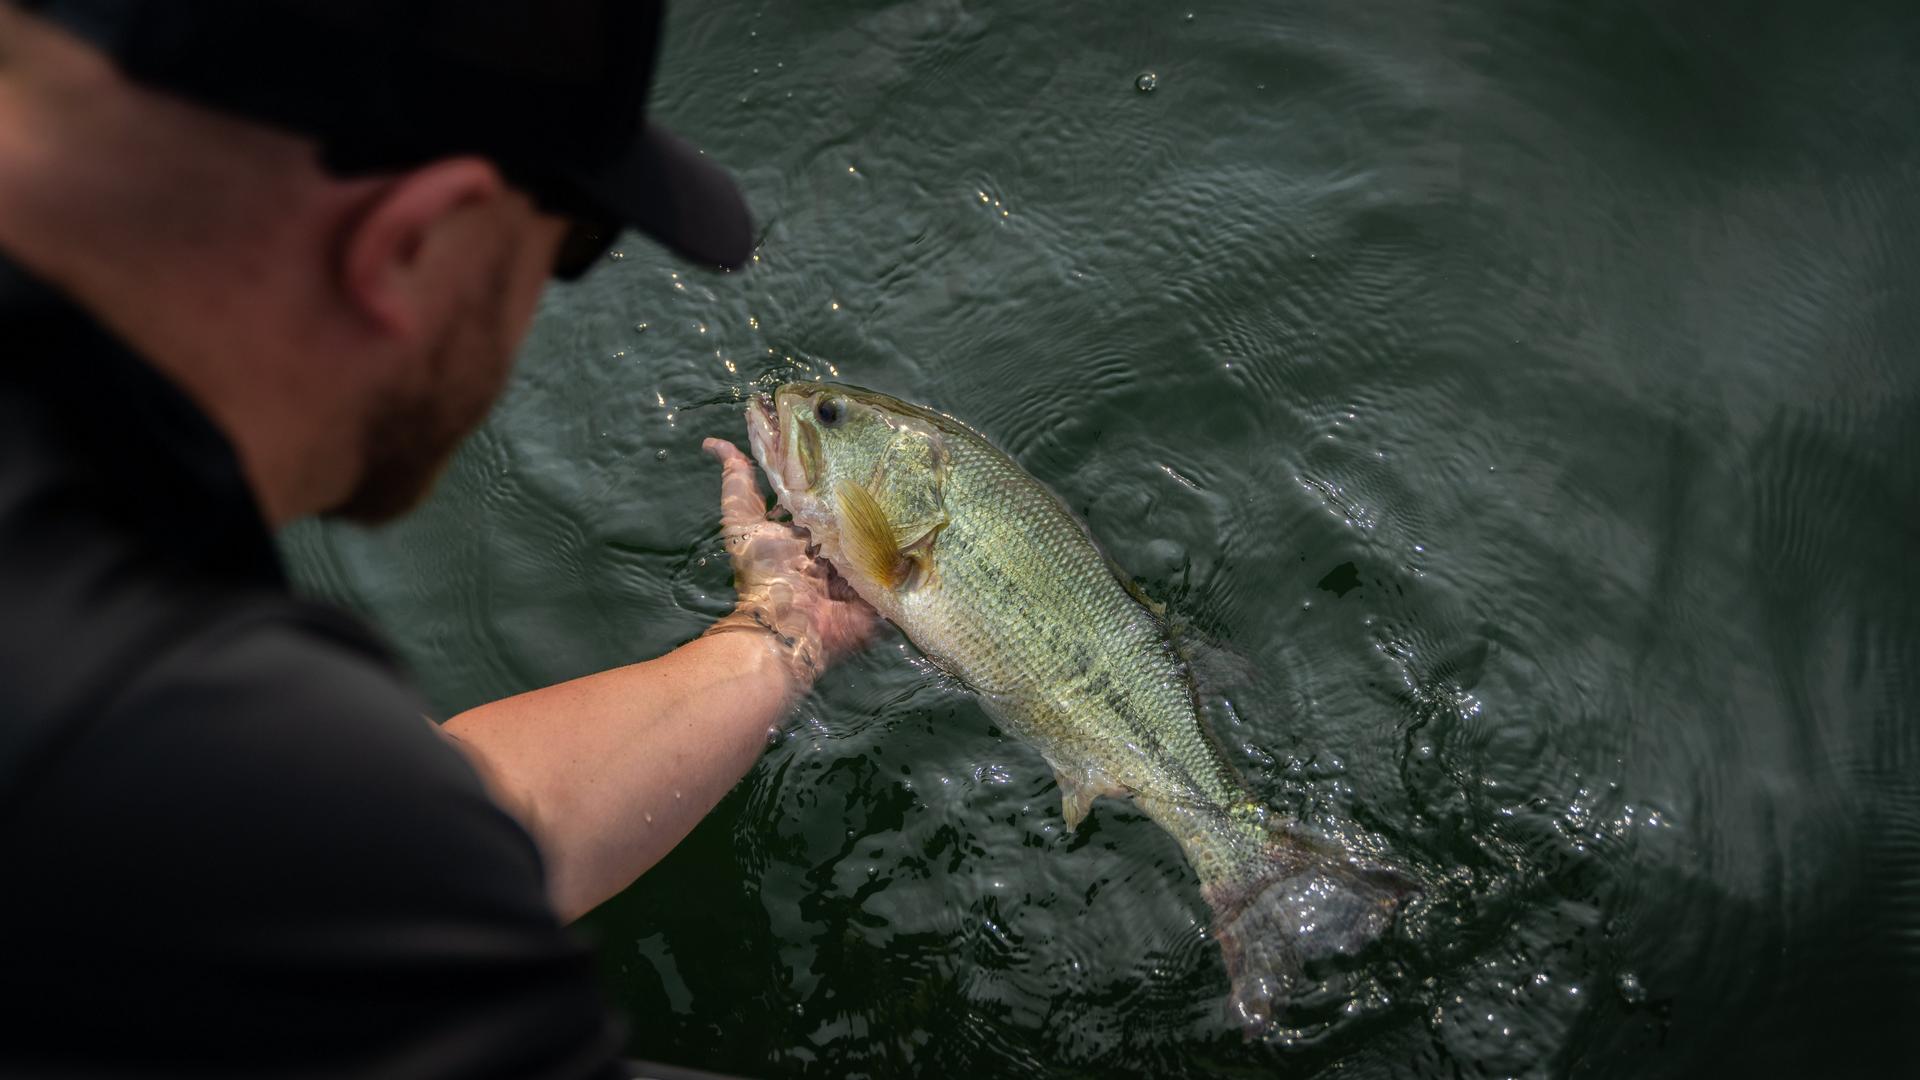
[1200,823,1414,1038]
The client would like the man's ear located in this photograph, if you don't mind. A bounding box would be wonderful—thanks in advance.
[341,157,507,340]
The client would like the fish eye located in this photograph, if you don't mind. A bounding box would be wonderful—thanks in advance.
[816,398,843,427]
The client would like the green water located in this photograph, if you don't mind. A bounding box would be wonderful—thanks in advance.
[284,1,1920,1075]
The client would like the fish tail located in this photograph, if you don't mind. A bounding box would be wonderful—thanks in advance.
[1198,815,1415,1038]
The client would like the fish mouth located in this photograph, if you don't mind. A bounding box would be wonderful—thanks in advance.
[745,391,780,466]
[745,389,811,515]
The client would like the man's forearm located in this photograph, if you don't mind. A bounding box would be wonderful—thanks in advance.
[442,629,803,921]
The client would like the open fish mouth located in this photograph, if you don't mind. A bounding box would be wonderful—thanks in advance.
[744,392,786,494]
[744,389,813,523]
[745,392,779,456]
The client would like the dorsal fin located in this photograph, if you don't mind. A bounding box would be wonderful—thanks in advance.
[1117,570,1168,621]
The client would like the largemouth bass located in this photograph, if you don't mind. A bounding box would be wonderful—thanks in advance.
[744,382,1409,1034]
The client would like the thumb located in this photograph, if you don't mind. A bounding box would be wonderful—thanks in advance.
[705,438,770,528]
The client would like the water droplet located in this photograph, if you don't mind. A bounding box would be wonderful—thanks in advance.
[634,321,649,333]
[829,300,840,311]
[1135,71,1159,92]
[1185,11,1195,21]
[1616,972,1646,1005]
[644,812,654,824]
[655,449,668,461]
[748,315,760,330]
[608,250,626,261]
[611,349,627,360]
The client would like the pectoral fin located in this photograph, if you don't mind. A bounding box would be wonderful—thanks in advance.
[836,481,943,591]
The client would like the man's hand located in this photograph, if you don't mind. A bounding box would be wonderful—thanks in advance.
[701,437,877,682]
[441,439,881,921]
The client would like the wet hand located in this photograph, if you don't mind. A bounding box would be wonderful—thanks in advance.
[701,438,878,681]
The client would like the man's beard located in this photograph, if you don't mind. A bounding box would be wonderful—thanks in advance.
[330,264,515,524]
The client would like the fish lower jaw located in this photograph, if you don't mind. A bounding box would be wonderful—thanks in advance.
[744,394,798,511]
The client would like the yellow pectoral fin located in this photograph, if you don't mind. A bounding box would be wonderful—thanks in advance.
[836,480,912,590]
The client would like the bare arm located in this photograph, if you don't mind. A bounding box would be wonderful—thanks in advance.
[443,439,874,921]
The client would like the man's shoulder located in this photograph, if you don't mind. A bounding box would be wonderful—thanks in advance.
[126,602,559,912]
[2,597,625,1077]
[18,598,548,905]
[116,598,452,778]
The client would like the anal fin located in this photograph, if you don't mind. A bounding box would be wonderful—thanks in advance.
[1056,767,1122,831]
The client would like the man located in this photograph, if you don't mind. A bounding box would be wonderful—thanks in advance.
[0,1,872,1074]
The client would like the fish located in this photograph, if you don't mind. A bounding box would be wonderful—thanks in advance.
[743,381,1411,1035]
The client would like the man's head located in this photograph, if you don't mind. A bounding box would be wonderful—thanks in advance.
[0,1,748,525]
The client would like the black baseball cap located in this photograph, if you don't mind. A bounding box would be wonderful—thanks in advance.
[22,0,753,272]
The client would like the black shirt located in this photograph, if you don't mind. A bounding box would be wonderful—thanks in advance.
[0,254,624,1077]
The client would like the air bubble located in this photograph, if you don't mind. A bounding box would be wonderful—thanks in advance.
[1135,71,1158,92]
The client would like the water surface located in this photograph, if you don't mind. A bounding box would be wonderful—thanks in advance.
[286,1,1920,1075]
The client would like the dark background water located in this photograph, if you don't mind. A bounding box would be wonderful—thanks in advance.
[284,1,1920,1076]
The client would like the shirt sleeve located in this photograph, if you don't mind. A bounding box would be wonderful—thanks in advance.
[2,610,626,1078]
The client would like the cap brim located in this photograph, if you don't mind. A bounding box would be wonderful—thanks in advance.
[580,121,754,270]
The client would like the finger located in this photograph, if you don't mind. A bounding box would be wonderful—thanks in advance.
[706,438,770,528]
[702,437,748,466]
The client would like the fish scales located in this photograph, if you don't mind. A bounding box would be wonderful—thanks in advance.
[743,382,1410,1036]
[908,431,1240,807]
